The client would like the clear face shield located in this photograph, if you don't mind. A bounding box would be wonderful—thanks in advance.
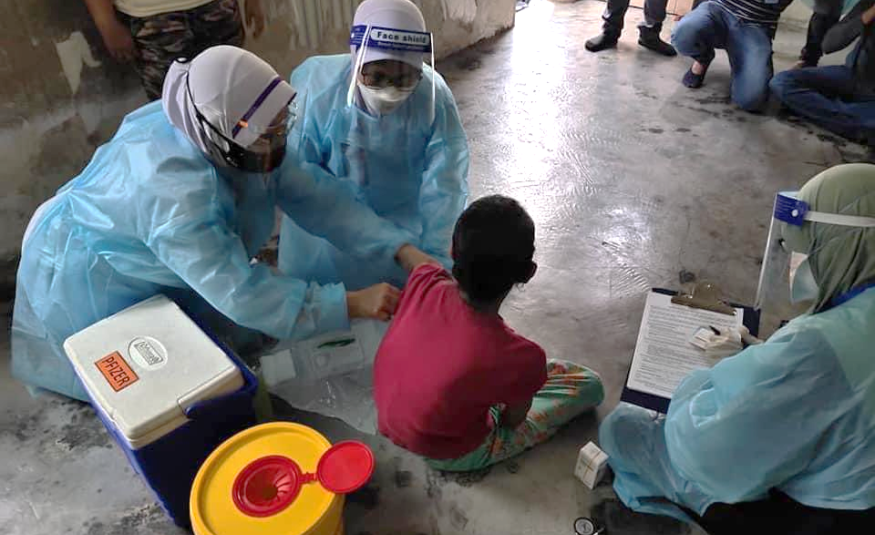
[187,74,297,174]
[755,191,875,333]
[347,24,435,119]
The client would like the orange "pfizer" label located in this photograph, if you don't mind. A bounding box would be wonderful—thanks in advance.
[96,352,139,392]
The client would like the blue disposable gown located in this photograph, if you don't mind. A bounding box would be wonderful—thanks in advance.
[277,55,469,290]
[599,287,875,521]
[11,101,413,401]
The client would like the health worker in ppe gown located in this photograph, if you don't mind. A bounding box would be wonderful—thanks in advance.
[12,46,421,402]
[599,164,875,534]
[277,0,469,290]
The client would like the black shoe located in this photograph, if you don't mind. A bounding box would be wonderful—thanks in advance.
[586,32,619,52]
[682,61,710,88]
[638,27,676,56]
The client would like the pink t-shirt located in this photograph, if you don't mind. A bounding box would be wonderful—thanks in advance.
[374,264,547,460]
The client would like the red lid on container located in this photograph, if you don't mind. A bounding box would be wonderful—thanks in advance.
[316,441,375,494]
[231,441,374,518]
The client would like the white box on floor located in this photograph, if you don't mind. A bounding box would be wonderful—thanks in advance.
[575,441,609,489]
[62,295,257,525]
[64,295,244,449]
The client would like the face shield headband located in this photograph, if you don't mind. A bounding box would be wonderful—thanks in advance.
[774,192,875,229]
[347,24,436,120]
[186,74,295,173]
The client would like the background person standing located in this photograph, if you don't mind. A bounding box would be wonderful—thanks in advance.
[585,0,677,56]
[83,0,265,100]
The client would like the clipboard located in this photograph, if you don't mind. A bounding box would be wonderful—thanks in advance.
[620,287,761,414]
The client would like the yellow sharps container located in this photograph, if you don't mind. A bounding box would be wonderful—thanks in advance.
[191,423,374,535]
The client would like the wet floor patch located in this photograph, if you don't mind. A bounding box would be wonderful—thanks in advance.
[455,57,483,71]
[679,270,697,285]
[7,411,42,443]
[394,470,413,488]
[504,460,521,474]
[57,403,111,451]
[348,483,381,510]
[435,466,493,487]
[83,504,172,535]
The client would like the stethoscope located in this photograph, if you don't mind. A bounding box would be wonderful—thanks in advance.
[574,517,606,535]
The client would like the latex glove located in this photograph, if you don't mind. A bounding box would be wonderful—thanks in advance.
[347,283,401,321]
[703,326,762,360]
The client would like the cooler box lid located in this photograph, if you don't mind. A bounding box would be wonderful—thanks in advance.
[64,295,244,449]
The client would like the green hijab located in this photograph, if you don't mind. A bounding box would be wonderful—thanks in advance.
[783,163,875,312]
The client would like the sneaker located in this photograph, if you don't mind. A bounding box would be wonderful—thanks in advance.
[638,27,676,56]
[586,32,620,53]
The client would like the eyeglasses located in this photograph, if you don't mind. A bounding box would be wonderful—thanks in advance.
[185,75,293,172]
[238,99,297,141]
[360,70,423,90]
[186,74,295,149]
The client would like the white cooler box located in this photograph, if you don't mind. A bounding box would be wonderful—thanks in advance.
[63,295,258,526]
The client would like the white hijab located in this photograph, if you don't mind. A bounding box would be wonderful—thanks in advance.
[162,45,295,155]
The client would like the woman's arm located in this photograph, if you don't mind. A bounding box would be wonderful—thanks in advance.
[275,156,416,263]
[148,206,350,340]
[664,330,847,503]
[146,179,399,340]
[418,79,470,268]
[822,0,875,54]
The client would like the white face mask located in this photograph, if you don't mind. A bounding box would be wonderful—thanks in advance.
[789,252,819,304]
[358,84,415,116]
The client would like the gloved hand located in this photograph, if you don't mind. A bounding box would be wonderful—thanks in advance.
[702,326,762,360]
[347,283,401,321]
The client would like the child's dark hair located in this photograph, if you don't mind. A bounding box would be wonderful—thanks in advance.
[451,195,535,307]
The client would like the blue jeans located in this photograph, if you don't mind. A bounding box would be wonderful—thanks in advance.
[672,2,774,111]
[770,65,875,144]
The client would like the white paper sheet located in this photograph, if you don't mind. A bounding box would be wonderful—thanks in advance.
[627,292,744,399]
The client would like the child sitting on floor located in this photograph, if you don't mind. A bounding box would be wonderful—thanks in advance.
[375,195,605,471]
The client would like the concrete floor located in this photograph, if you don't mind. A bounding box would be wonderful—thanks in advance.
[0,1,866,534]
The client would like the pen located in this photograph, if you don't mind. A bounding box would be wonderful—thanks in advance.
[709,326,721,335]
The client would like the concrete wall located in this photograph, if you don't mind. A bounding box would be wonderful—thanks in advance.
[0,0,516,301]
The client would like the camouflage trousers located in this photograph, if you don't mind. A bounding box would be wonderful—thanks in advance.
[122,0,245,100]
